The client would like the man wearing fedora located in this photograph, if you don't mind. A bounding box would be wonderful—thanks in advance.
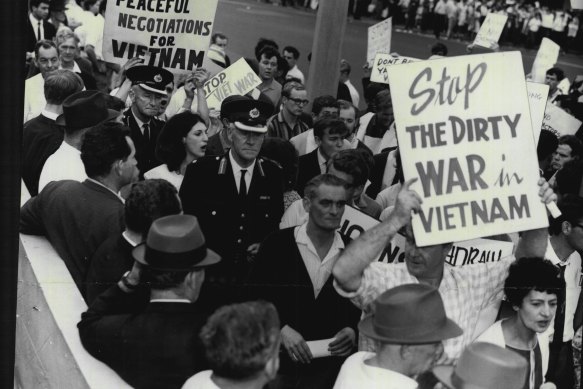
[332,178,558,363]
[20,122,138,294]
[38,90,120,192]
[78,214,221,389]
[122,65,174,177]
[334,284,463,389]
[179,95,284,311]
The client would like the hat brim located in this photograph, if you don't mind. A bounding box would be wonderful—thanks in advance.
[432,366,456,389]
[358,315,463,344]
[55,109,120,127]
[234,121,267,133]
[138,83,168,96]
[132,243,222,271]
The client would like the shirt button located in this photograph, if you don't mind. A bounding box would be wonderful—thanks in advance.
[265,214,269,218]
[239,226,244,230]
[241,213,245,218]
[211,211,216,215]
[237,238,242,243]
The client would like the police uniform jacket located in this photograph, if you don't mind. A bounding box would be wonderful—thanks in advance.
[122,108,163,177]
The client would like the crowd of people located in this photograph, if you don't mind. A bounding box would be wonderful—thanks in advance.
[20,0,583,388]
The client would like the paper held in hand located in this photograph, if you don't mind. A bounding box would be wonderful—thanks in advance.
[473,13,508,49]
[367,18,392,67]
[202,58,262,110]
[530,38,560,83]
[385,51,548,246]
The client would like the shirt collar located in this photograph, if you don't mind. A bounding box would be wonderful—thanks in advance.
[546,237,572,266]
[229,149,256,177]
[29,13,41,25]
[295,222,345,253]
[86,177,125,203]
[122,230,141,247]
[41,109,59,121]
[60,62,82,73]
[131,107,151,130]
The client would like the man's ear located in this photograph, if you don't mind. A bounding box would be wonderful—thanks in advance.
[562,220,573,236]
[263,353,280,381]
[302,196,311,213]
[314,135,322,147]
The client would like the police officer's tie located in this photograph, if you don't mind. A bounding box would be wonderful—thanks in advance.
[143,123,150,141]
[239,169,247,201]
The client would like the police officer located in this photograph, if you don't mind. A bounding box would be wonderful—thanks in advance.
[179,95,283,311]
[122,65,174,177]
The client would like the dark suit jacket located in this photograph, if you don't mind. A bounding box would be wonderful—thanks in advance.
[248,228,360,380]
[25,17,56,53]
[22,113,64,196]
[78,285,208,389]
[122,108,163,177]
[296,148,322,196]
[20,180,125,295]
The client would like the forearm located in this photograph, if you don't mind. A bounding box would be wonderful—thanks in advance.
[114,78,132,101]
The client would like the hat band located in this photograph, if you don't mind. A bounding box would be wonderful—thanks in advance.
[373,315,447,340]
[145,244,208,269]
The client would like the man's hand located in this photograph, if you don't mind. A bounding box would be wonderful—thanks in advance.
[120,57,144,78]
[392,178,423,227]
[537,177,557,205]
[193,68,210,89]
[328,327,355,356]
[281,325,312,364]
[184,73,197,100]
[362,62,372,78]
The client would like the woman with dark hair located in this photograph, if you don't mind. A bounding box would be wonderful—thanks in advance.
[144,111,208,190]
[476,257,565,389]
[260,137,300,210]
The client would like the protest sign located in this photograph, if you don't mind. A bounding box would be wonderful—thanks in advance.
[473,13,508,49]
[572,0,583,9]
[542,102,582,138]
[367,18,392,66]
[386,52,548,246]
[370,53,418,84]
[526,82,550,146]
[103,0,219,73]
[530,38,560,83]
[445,238,514,267]
[202,58,262,109]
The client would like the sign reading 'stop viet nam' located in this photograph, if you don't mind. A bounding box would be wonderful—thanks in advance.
[203,58,262,110]
[103,0,219,73]
[370,53,418,84]
[367,17,392,67]
[386,52,548,246]
[473,13,507,49]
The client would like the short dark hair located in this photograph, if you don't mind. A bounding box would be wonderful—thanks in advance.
[313,118,348,140]
[156,111,206,172]
[537,130,559,161]
[200,301,280,380]
[124,180,182,238]
[312,95,338,116]
[211,32,228,43]
[34,39,57,58]
[556,160,583,196]
[254,38,279,59]
[44,69,84,104]
[504,257,564,308]
[375,89,393,110]
[328,149,370,187]
[546,67,565,81]
[304,173,350,199]
[256,46,280,63]
[431,42,448,56]
[81,122,131,178]
[30,0,49,10]
[558,135,583,160]
[260,138,298,191]
[283,46,300,60]
[549,195,583,236]
[364,82,389,107]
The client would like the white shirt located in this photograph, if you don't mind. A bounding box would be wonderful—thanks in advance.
[131,108,152,136]
[229,150,255,194]
[29,13,43,41]
[144,164,184,191]
[23,73,46,123]
[333,352,418,389]
[40,109,59,121]
[38,141,87,192]
[545,239,582,342]
[286,64,305,85]
[60,61,82,74]
[165,86,199,119]
[280,198,308,229]
[295,223,345,297]
[344,79,360,108]
[181,370,219,389]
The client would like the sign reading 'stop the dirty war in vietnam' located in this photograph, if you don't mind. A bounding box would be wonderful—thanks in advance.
[386,52,548,246]
[103,0,219,73]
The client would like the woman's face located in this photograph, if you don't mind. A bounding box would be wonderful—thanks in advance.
[184,122,208,159]
[517,290,557,333]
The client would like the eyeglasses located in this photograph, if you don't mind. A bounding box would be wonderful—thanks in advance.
[288,97,309,106]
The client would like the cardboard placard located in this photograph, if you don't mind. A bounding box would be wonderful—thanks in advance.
[445,238,514,267]
[542,102,582,138]
[386,52,548,246]
[370,53,418,84]
[473,13,508,49]
[103,0,219,73]
[367,18,392,66]
[526,82,550,146]
[203,58,262,109]
[530,38,560,83]
[572,0,583,9]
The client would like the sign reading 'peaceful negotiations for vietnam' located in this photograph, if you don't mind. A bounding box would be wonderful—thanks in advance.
[386,52,548,246]
[103,0,219,73]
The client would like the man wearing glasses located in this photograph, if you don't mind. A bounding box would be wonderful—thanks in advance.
[266,81,310,140]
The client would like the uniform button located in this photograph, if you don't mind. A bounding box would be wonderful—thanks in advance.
[241,213,245,218]
[211,211,216,215]
[265,214,269,218]
[239,226,244,230]
[237,239,242,243]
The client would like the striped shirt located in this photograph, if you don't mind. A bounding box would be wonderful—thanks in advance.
[267,111,310,141]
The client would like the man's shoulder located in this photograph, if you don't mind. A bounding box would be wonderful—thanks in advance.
[257,156,283,175]
[183,154,227,179]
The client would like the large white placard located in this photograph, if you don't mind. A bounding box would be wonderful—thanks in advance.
[367,18,392,66]
[445,238,514,266]
[530,38,560,83]
[370,53,418,84]
[103,0,219,73]
[386,52,548,246]
[473,13,508,49]
[542,102,582,138]
[203,58,262,110]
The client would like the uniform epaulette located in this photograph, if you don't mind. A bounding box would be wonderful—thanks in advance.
[218,156,228,175]
[257,158,266,177]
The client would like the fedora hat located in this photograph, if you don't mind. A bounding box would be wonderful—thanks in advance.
[358,283,462,344]
[433,342,529,389]
[133,215,221,271]
[56,90,120,129]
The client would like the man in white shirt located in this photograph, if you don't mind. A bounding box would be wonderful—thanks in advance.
[339,60,360,108]
[24,40,60,122]
[283,46,305,84]
[39,90,120,191]
[334,283,462,389]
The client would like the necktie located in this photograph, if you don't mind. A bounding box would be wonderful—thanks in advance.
[239,169,247,200]
[553,264,567,344]
[143,123,150,141]
[37,21,42,41]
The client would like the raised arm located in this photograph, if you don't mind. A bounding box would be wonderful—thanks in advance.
[332,179,422,292]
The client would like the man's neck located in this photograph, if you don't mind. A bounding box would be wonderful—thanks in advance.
[282,108,299,127]
[306,221,336,259]
[230,149,254,169]
[150,288,193,302]
[64,132,84,150]
[549,234,575,262]
[61,60,75,70]
[416,268,444,289]
[92,175,122,194]
[44,103,63,115]
[365,352,411,377]
[211,374,266,389]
